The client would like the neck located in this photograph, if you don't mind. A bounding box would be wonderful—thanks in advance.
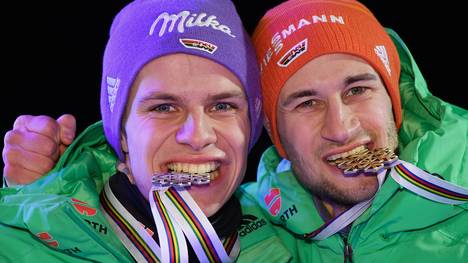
[312,195,351,220]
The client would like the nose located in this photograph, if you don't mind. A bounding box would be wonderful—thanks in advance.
[176,112,216,151]
[320,98,359,144]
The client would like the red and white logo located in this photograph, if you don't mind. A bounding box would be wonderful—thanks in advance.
[36,232,59,248]
[264,188,282,216]
[71,198,97,216]
[277,39,308,68]
[179,38,218,54]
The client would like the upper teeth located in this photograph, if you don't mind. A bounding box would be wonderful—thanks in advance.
[167,161,219,174]
[327,145,367,161]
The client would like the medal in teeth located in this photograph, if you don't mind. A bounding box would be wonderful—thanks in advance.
[153,162,218,188]
[328,146,398,176]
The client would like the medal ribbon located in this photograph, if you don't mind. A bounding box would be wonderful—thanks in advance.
[101,182,239,262]
[302,160,467,240]
[390,160,468,204]
[151,186,237,263]
[101,183,161,262]
[304,170,387,240]
[150,188,188,263]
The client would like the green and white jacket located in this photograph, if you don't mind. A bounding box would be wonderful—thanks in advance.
[242,29,468,263]
[0,126,290,262]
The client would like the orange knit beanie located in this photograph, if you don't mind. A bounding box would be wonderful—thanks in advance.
[253,0,401,158]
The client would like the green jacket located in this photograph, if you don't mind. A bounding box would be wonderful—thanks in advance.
[0,122,291,262]
[242,29,468,262]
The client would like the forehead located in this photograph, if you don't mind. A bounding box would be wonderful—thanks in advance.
[132,53,245,98]
[280,54,380,95]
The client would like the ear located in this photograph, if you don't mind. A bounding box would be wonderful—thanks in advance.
[120,132,129,153]
[263,113,273,139]
[117,162,135,184]
[119,133,135,184]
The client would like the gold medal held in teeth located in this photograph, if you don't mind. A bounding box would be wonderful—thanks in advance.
[329,147,398,176]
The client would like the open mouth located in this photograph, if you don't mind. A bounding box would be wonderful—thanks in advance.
[152,162,221,188]
[166,161,220,180]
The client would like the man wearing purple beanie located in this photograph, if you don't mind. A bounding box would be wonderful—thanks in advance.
[0,0,291,262]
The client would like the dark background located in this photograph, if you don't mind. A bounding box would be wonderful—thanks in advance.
[2,1,466,184]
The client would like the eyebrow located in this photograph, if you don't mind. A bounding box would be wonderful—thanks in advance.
[137,90,246,104]
[282,73,378,107]
[208,90,246,101]
[282,90,317,107]
[344,73,377,86]
[137,92,180,104]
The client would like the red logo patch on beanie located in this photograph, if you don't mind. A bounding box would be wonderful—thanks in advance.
[277,39,308,68]
[264,188,282,216]
[179,38,218,54]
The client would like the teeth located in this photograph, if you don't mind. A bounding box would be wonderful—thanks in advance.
[327,145,367,161]
[210,170,220,180]
[167,161,219,174]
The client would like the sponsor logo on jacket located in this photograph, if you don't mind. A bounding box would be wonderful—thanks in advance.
[264,188,281,216]
[71,198,97,216]
[238,214,267,236]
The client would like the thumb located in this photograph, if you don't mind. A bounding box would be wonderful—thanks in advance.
[57,114,77,146]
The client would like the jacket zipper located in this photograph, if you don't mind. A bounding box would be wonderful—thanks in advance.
[343,236,353,263]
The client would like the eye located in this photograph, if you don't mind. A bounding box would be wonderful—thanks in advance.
[211,102,236,112]
[294,99,317,111]
[299,100,315,108]
[152,104,176,113]
[345,86,367,97]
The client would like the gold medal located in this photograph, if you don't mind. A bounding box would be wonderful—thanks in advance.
[329,147,398,176]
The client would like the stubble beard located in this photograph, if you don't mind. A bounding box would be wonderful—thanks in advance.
[290,154,379,208]
[284,120,399,208]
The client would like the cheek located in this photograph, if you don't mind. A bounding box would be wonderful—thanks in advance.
[218,115,250,151]
[357,103,394,132]
[125,120,171,174]
[279,113,318,148]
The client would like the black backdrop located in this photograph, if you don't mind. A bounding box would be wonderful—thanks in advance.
[2,1,466,184]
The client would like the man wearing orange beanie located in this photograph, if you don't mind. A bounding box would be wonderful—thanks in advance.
[3,1,468,262]
[244,0,468,262]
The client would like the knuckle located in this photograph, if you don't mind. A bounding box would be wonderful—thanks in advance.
[41,158,56,172]
[3,130,18,145]
[2,146,18,164]
[35,115,60,134]
[42,139,59,156]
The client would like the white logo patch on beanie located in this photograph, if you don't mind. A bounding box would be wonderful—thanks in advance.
[106,76,120,112]
[374,45,391,76]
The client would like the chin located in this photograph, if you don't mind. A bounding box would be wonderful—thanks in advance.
[189,189,224,216]
[187,184,227,217]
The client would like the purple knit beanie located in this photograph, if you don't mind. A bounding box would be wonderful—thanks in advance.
[101,0,263,161]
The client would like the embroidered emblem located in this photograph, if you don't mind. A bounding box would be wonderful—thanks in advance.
[71,198,97,216]
[264,188,282,216]
[277,39,308,67]
[149,11,236,38]
[36,232,59,247]
[374,45,392,75]
[179,38,218,54]
[106,76,120,113]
